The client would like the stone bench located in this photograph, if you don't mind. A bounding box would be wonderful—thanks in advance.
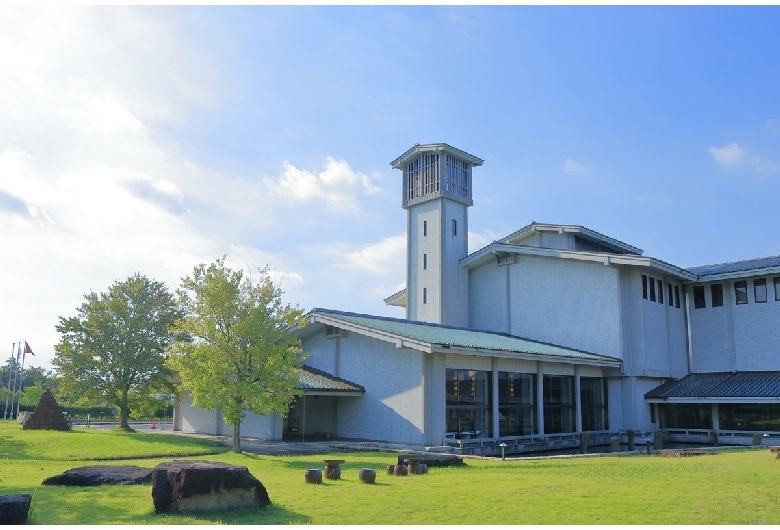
[0,494,32,525]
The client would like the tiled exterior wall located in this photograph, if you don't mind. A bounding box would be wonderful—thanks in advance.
[689,276,780,372]
[305,331,425,445]
[509,255,622,358]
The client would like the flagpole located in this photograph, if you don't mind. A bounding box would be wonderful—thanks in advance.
[8,343,21,420]
[3,343,15,420]
[15,343,27,418]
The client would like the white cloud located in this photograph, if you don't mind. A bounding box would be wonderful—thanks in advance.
[265,157,382,212]
[338,234,406,275]
[709,143,780,175]
[468,229,499,253]
[709,143,746,165]
[563,158,587,175]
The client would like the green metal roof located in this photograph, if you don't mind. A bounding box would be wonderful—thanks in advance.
[295,364,364,392]
[311,309,621,366]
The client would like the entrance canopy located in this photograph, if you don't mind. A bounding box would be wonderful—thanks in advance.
[295,364,365,397]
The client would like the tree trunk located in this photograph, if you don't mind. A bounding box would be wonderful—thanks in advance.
[119,391,129,428]
[232,422,242,453]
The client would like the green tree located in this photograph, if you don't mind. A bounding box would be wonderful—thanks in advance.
[20,381,46,407]
[167,258,306,453]
[53,273,182,428]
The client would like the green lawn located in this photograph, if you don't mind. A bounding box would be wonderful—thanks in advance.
[2,420,779,524]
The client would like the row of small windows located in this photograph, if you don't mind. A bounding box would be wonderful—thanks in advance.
[422,219,458,237]
[692,277,780,309]
[642,275,681,308]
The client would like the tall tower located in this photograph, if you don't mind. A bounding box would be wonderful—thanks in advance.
[391,143,483,326]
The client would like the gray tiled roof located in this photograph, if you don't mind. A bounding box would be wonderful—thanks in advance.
[645,371,780,399]
[687,255,780,277]
[295,364,364,392]
[312,309,621,365]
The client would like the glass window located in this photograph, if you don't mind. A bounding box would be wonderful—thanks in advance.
[423,253,427,270]
[674,285,680,308]
[423,288,427,304]
[668,283,673,306]
[452,219,457,236]
[498,372,537,436]
[693,286,706,309]
[649,276,656,302]
[642,275,648,299]
[720,403,780,431]
[775,277,780,301]
[543,375,575,434]
[446,369,492,439]
[657,279,663,304]
[580,378,609,431]
[664,404,712,429]
[755,279,767,303]
[711,284,723,307]
[423,220,427,237]
[735,281,748,305]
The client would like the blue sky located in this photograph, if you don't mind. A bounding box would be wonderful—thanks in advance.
[2,6,779,369]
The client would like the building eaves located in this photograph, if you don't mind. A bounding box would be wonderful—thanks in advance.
[687,255,780,279]
[459,242,697,281]
[645,371,780,400]
[390,143,484,169]
[497,222,643,256]
[309,308,621,367]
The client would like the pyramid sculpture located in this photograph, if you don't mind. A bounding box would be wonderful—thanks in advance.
[22,389,71,430]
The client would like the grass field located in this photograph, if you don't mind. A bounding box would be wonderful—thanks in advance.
[2,420,780,524]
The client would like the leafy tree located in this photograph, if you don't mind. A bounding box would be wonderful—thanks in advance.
[53,273,182,428]
[167,258,306,453]
[20,381,46,407]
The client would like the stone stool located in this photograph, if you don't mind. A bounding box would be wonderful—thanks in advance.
[393,464,408,476]
[304,468,322,484]
[322,459,345,480]
[358,468,376,484]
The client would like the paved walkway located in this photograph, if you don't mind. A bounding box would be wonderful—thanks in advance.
[79,421,425,456]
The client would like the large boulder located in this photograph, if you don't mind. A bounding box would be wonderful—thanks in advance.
[0,494,32,525]
[43,465,153,486]
[151,460,270,514]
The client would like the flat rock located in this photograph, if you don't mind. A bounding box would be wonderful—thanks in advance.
[0,494,32,525]
[42,465,153,486]
[397,453,465,467]
[152,460,270,513]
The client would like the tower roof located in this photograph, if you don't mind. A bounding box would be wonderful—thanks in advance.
[390,143,483,169]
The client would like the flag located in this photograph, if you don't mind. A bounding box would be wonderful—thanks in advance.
[16,343,21,362]
[24,342,34,356]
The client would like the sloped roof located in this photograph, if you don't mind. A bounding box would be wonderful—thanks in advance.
[295,364,364,393]
[687,256,780,277]
[390,143,483,169]
[310,308,621,366]
[645,371,780,400]
[498,222,643,255]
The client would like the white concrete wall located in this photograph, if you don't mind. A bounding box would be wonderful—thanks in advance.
[175,390,281,439]
[176,390,220,434]
[689,275,780,372]
[539,231,572,250]
[441,199,469,327]
[468,260,508,333]
[407,200,441,323]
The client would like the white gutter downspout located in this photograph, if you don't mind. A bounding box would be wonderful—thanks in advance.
[683,287,694,374]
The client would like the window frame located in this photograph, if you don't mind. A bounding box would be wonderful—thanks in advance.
[642,275,648,299]
[711,284,724,307]
[693,286,706,309]
[734,281,748,305]
[754,278,767,303]
[649,276,656,302]
[774,277,780,302]
[657,279,663,304]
